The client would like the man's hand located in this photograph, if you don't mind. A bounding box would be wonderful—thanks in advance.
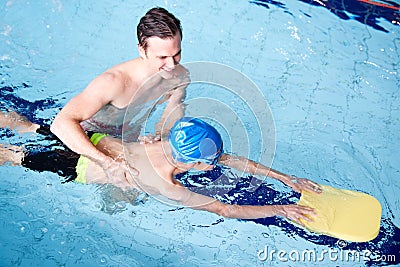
[102,156,139,190]
[285,176,322,194]
[276,204,316,226]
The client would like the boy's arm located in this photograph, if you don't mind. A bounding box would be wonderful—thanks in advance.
[159,181,314,224]
[218,154,322,193]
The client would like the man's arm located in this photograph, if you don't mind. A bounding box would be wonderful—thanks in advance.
[51,72,119,160]
[154,85,186,136]
[218,154,322,193]
[138,66,189,144]
[51,71,138,180]
[155,66,189,137]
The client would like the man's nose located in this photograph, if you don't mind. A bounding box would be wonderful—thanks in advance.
[165,57,175,69]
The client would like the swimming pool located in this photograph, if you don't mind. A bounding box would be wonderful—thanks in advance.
[1,0,399,266]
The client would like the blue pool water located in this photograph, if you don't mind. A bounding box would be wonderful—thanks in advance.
[1,0,399,266]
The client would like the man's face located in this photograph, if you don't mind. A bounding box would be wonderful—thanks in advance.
[140,33,182,79]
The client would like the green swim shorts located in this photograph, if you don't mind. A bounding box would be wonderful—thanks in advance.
[75,133,108,184]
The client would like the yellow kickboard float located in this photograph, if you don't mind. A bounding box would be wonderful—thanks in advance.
[297,185,381,242]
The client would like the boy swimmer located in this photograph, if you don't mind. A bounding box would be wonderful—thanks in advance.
[0,113,320,224]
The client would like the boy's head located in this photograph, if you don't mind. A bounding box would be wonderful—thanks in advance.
[169,117,223,166]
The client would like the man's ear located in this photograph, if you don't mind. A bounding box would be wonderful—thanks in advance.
[138,44,146,59]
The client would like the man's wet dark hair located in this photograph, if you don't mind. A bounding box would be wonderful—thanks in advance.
[137,7,182,52]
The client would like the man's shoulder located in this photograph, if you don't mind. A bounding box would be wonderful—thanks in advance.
[100,59,141,87]
[111,58,148,83]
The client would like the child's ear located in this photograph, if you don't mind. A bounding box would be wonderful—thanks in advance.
[190,162,202,170]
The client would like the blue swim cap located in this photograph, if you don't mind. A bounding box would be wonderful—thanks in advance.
[169,117,223,165]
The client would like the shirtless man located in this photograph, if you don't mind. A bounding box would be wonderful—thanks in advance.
[50,7,188,184]
[0,113,321,224]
